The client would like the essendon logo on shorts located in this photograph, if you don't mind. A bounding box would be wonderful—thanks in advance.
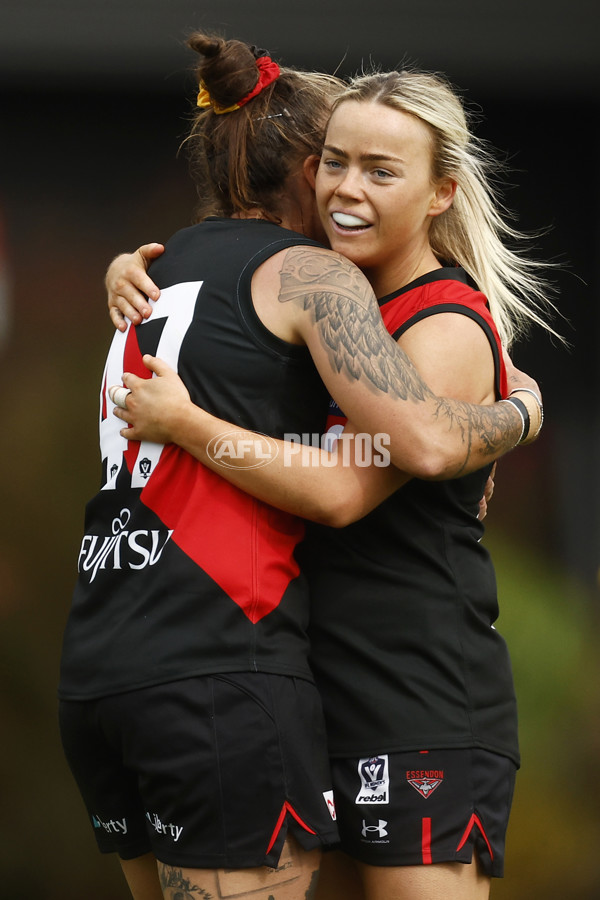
[406,770,444,799]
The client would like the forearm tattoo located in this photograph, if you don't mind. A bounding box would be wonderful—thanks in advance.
[278,247,522,467]
[426,395,521,475]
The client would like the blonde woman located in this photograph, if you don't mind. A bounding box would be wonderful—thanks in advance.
[103,61,548,900]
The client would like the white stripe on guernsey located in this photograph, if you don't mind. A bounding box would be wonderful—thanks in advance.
[100,327,128,488]
[130,282,201,488]
[100,282,202,490]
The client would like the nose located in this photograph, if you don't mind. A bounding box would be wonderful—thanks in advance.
[334,167,364,201]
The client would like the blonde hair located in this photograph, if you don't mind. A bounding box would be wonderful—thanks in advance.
[334,70,559,347]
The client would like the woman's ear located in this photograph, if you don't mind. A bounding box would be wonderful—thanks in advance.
[303,154,320,191]
[429,178,457,217]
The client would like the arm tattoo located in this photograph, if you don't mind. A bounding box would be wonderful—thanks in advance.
[278,246,522,469]
[279,246,429,401]
[429,396,522,475]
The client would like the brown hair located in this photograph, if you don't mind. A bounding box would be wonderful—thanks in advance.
[183,32,343,221]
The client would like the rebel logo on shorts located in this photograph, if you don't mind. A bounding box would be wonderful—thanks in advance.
[406,769,444,799]
[355,755,390,804]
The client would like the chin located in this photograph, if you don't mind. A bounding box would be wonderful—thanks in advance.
[328,240,367,267]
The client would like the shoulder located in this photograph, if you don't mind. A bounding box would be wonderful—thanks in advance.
[266,245,374,308]
[398,311,496,403]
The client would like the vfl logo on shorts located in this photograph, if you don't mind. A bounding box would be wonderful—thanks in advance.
[355,755,389,804]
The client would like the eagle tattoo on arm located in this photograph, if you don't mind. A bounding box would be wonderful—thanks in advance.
[277,246,523,469]
[278,246,428,400]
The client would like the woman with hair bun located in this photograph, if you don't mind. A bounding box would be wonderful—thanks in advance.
[63,32,543,900]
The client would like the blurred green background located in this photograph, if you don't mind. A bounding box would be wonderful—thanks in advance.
[1,1,598,897]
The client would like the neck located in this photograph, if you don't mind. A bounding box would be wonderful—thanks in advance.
[231,208,268,221]
[232,205,304,234]
[365,246,442,298]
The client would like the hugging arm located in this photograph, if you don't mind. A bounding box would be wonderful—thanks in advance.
[107,244,542,480]
[112,356,408,527]
[274,246,542,476]
[106,243,164,331]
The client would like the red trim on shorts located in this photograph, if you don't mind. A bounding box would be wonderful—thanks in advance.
[456,813,494,859]
[266,801,317,853]
[422,817,432,864]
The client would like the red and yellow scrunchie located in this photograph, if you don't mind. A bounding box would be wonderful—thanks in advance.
[197,56,281,114]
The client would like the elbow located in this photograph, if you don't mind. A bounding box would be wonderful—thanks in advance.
[392,440,456,482]
[415,452,454,481]
[320,507,362,529]
[306,494,367,529]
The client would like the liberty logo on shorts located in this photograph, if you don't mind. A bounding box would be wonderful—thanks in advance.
[92,814,128,835]
[355,755,390,804]
[406,768,444,799]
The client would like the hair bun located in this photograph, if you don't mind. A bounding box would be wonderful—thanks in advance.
[250,45,269,59]
[187,32,260,110]
[201,38,222,58]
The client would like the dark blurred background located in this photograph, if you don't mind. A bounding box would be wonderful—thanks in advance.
[0,1,598,897]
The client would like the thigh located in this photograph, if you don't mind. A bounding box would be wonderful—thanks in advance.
[357,853,490,900]
[120,852,164,900]
[315,850,365,900]
[157,835,320,900]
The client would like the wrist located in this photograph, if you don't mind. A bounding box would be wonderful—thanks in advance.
[176,404,223,459]
[166,398,198,446]
[506,388,544,445]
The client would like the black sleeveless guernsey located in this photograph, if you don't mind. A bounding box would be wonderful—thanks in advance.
[59,219,329,700]
[302,268,520,767]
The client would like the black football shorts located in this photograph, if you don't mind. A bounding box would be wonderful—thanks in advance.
[329,747,516,877]
[59,673,339,868]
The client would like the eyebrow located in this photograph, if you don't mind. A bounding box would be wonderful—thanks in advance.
[322,143,405,164]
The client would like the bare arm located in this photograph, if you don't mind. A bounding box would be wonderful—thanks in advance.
[112,356,408,527]
[271,246,542,476]
[108,243,542,479]
[109,310,517,528]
